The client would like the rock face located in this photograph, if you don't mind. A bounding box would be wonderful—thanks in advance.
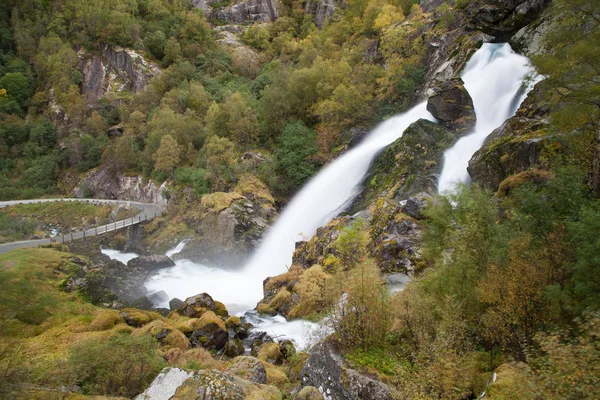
[211,0,281,24]
[78,46,161,102]
[466,0,550,42]
[304,0,340,28]
[177,192,277,267]
[226,356,268,384]
[73,164,168,206]
[467,82,553,191]
[301,342,398,400]
[370,199,423,274]
[426,78,476,134]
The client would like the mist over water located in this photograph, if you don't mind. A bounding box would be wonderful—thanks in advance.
[437,43,536,193]
[101,43,539,348]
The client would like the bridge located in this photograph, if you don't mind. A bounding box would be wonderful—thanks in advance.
[0,198,164,254]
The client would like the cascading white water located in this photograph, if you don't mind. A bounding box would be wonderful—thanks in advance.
[437,43,536,193]
[141,43,537,344]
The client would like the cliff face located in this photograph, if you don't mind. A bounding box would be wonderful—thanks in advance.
[78,46,161,102]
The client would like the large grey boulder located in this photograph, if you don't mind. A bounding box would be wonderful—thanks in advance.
[211,0,281,24]
[226,356,267,384]
[300,342,398,400]
[127,255,175,271]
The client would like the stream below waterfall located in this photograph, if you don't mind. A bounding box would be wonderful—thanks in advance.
[102,43,537,350]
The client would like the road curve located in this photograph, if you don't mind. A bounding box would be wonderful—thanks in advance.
[0,198,164,254]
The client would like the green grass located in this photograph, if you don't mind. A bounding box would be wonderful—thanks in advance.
[345,347,409,376]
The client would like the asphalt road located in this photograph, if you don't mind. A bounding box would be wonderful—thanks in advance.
[0,198,164,254]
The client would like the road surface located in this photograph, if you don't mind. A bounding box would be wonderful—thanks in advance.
[0,198,164,254]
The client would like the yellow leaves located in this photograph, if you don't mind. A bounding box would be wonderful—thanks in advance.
[374,5,405,31]
[0,88,7,102]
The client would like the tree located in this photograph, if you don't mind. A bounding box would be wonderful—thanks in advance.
[0,72,31,111]
[153,134,180,174]
[275,121,318,192]
[163,37,181,66]
[203,135,236,190]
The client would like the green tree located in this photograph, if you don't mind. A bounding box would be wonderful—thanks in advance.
[153,134,180,174]
[163,37,181,66]
[0,72,31,111]
[275,121,318,192]
[203,135,236,190]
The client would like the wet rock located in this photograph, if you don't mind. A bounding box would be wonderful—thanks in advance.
[128,255,175,271]
[401,192,433,220]
[466,0,550,42]
[257,342,282,365]
[148,290,170,307]
[301,342,398,400]
[361,119,457,205]
[467,82,554,191]
[279,340,296,361]
[427,78,476,134]
[226,356,268,384]
[130,295,154,310]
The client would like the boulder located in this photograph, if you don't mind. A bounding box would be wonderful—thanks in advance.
[190,311,229,351]
[177,293,218,318]
[401,192,433,220]
[301,342,398,400]
[426,78,476,134]
[466,0,550,42]
[296,386,324,400]
[135,367,192,400]
[128,255,175,271]
[226,356,268,384]
[169,298,184,311]
[224,340,246,358]
[279,340,296,361]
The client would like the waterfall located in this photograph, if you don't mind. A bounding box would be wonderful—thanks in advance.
[145,43,535,317]
[437,43,536,193]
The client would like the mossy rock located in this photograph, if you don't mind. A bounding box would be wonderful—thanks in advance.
[261,361,290,387]
[226,316,242,328]
[197,311,226,331]
[226,356,268,384]
[120,308,158,327]
[257,303,276,316]
[201,192,244,213]
[214,300,229,318]
[258,342,282,364]
[295,386,324,400]
[224,339,246,358]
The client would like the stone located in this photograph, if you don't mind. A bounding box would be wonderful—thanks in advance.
[224,340,246,358]
[401,192,433,220]
[148,290,170,307]
[466,0,551,42]
[426,78,476,134]
[304,0,340,28]
[295,386,324,400]
[301,342,398,400]
[178,293,218,318]
[169,298,184,311]
[127,255,175,271]
[226,356,268,384]
[130,295,154,310]
[279,340,296,361]
[190,311,229,351]
[135,367,192,400]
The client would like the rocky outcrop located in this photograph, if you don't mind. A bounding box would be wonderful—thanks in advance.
[301,342,398,400]
[359,119,457,207]
[370,199,423,274]
[466,0,550,42]
[467,82,554,191]
[73,164,168,206]
[137,367,281,400]
[78,46,161,102]
[177,192,277,267]
[211,0,281,24]
[509,5,555,56]
[427,78,476,134]
[304,0,341,28]
[226,356,268,384]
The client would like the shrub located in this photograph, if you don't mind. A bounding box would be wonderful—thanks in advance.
[68,333,164,397]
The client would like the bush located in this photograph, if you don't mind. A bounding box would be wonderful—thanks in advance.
[68,333,164,397]
[275,121,318,193]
